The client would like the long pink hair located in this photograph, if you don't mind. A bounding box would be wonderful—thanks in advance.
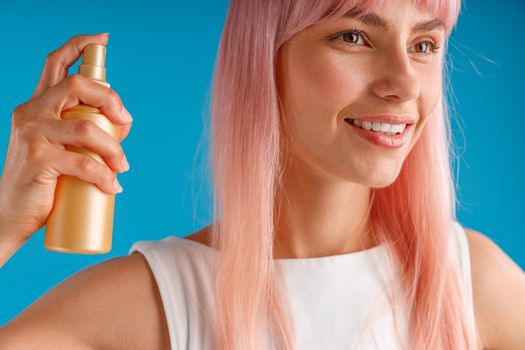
[204,0,481,348]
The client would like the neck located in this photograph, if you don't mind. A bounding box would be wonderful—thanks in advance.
[273,158,374,259]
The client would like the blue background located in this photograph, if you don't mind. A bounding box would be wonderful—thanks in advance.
[0,0,523,325]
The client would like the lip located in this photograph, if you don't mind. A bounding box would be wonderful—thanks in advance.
[348,114,416,125]
[344,118,413,149]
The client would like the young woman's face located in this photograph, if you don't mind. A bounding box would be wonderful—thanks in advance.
[277,0,446,188]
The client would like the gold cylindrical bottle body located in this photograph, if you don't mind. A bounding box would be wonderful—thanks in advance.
[44,101,120,254]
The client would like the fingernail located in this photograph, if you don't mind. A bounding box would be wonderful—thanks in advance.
[113,178,123,193]
[121,105,133,123]
[120,154,130,172]
[102,32,110,36]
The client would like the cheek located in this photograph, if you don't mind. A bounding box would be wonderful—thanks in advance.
[410,70,443,146]
[421,64,443,113]
[285,42,366,118]
[283,44,363,133]
[414,71,442,142]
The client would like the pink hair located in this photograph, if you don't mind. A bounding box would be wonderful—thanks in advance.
[204,0,481,348]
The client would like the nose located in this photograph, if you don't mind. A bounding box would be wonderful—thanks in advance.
[369,48,420,103]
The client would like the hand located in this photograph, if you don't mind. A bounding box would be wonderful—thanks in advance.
[0,33,133,244]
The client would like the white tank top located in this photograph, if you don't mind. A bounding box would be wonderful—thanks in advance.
[128,220,475,349]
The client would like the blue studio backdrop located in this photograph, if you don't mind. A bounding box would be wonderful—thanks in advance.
[0,0,523,325]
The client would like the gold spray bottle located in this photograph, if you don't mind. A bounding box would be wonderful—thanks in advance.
[44,43,120,254]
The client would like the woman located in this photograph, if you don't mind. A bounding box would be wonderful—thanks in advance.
[0,0,524,349]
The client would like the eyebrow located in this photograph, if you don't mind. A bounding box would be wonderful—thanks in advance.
[342,9,445,33]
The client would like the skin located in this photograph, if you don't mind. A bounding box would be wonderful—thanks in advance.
[272,0,444,259]
[1,2,524,350]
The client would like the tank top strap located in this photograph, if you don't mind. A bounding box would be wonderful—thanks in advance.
[128,236,215,350]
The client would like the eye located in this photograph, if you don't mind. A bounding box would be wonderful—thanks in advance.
[334,29,441,56]
[334,30,368,46]
[409,41,441,56]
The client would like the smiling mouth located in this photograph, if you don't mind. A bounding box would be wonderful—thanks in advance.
[344,118,407,136]
[344,118,413,149]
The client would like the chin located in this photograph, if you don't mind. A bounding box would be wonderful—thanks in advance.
[353,163,402,189]
[368,177,398,189]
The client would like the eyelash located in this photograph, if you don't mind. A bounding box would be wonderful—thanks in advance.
[333,29,441,56]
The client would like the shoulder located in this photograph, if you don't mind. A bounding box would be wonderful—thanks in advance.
[463,227,525,350]
[183,224,212,246]
[1,253,169,350]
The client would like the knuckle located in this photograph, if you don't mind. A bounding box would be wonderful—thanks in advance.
[45,50,58,63]
[67,74,84,89]
[27,142,47,166]
[114,146,125,164]
[107,88,122,106]
[71,34,84,43]
[99,167,114,190]
[11,104,27,126]
[18,120,40,140]
[78,155,96,174]
[66,35,82,49]
[107,173,117,189]
[75,119,95,137]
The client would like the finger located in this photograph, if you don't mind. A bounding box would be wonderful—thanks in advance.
[32,33,109,99]
[43,119,129,174]
[45,74,133,127]
[118,122,132,143]
[47,146,123,195]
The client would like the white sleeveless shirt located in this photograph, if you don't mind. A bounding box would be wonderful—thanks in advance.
[128,220,475,349]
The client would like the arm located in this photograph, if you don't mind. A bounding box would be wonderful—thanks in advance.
[465,228,525,350]
[0,229,27,268]
[0,252,170,350]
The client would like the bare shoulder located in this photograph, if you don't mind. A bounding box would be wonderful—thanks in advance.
[0,252,170,350]
[183,224,212,246]
[464,227,525,350]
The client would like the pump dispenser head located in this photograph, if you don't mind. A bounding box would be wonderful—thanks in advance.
[78,44,107,82]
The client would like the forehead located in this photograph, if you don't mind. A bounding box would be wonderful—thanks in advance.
[342,0,446,32]
[343,12,445,32]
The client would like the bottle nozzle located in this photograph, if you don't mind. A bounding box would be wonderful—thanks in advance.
[78,44,107,82]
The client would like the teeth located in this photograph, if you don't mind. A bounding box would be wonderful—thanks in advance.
[390,124,405,133]
[347,118,406,135]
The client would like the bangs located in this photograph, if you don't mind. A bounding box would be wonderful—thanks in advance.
[277,0,460,46]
